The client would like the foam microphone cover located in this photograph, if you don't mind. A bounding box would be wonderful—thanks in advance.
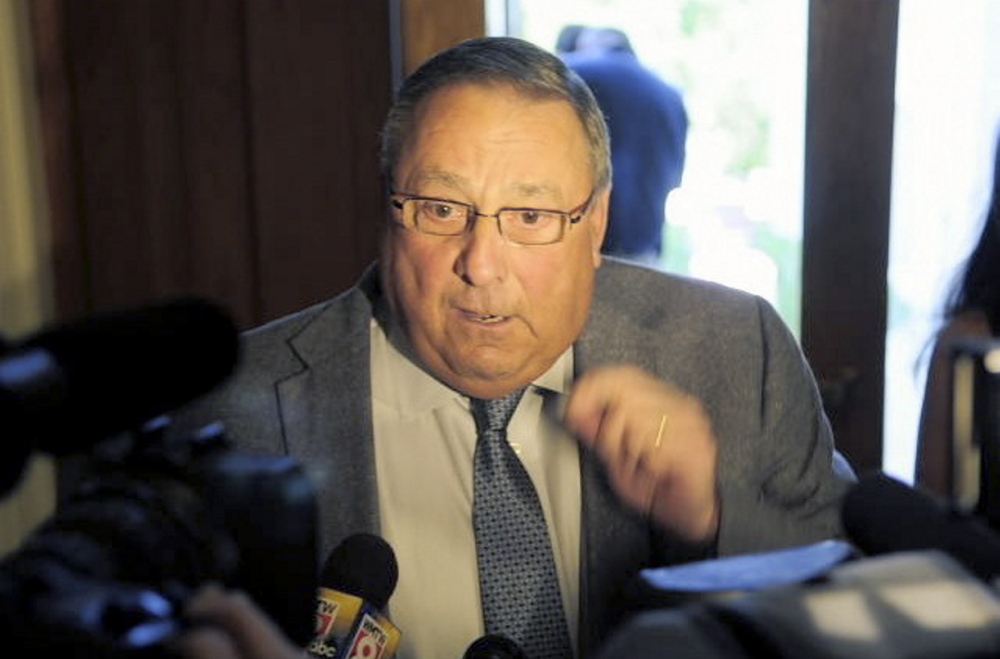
[308,534,400,659]
[463,634,527,659]
[0,297,240,453]
[321,533,399,609]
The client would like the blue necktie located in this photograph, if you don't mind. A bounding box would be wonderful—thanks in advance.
[471,389,574,659]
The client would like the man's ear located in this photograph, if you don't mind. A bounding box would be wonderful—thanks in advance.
[588,186,611,266]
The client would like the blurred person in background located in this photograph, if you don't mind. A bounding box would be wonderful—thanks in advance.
[562,26,688,267]
[915,129,1000,497]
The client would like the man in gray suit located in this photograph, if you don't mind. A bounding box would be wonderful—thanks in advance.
[176,36,853,659]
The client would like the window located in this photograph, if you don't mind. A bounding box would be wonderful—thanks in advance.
[498,0,808,334]
[883,1,1000,481]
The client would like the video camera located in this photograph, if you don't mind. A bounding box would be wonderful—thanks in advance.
[0,299,318,657]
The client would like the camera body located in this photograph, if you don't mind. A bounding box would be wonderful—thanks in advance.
[2,418,318,656]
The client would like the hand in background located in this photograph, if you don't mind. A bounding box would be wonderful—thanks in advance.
[175,584,304,659]
[564,364,719,542]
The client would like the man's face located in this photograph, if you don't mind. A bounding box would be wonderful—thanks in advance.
[382,82,609,399]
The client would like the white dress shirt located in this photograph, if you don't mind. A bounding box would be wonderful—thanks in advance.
[370,318,581,659]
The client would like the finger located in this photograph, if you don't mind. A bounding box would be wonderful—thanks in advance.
[592,401,632,467]
[615,409,670,482]
[563,376,608,442]
[567,368,669,478]
[563,364,639,437]
[619,415,648,477]
[604,450,656,513]
[640,413,672,478]
[183,586,301,659]
[175,626,241,659]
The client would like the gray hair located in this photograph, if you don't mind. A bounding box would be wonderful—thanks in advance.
[380,36,611,191]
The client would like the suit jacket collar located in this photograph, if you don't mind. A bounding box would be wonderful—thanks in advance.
[277,266,384,545]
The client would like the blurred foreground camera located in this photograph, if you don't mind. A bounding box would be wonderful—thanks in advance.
[3,417,318,657]
[0,299,318,656]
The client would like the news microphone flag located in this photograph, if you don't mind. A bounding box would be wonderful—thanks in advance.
[307,534,400,659]
[307,587,400,659]
[308,587,359,657]
[339,606,401,659]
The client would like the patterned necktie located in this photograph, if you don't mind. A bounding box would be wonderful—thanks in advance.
[470,388,574,659]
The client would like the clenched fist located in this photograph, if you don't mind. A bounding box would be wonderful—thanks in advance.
[564,364,720,542]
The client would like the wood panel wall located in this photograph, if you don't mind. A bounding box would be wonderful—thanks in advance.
[400,0,485,74]
[29,0,396,330]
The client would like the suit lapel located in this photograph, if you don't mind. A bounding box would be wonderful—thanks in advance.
[276,281,383,555]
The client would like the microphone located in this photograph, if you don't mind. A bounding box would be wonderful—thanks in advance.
[842,470,1000,581]
[462,635,527,659]
[0,298,239,493]
[307,533,401,659]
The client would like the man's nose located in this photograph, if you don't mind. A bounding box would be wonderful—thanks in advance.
[455,213,509,285]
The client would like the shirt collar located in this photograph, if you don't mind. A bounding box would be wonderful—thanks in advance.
[371,316,573,415]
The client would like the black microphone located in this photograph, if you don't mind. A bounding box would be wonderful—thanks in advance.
[0,298,239,493]
[842,470,1000,581]
[463,634,527,659]
[306,533,401,659]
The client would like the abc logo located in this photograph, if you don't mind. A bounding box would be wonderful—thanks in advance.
[306,639,337,658]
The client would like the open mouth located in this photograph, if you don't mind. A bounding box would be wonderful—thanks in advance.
[465,310,507,323]
[472,314,506,323]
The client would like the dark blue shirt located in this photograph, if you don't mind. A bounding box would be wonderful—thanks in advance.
[567,51,688,258]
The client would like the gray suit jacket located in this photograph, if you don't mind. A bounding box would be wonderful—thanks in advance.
[175,258,854,655]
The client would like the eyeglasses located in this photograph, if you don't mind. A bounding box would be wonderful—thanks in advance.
[389,190,594,246]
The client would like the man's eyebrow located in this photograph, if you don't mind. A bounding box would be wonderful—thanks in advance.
[509,182,559,200]
[409,170,466,190]
[409,172,562,202]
